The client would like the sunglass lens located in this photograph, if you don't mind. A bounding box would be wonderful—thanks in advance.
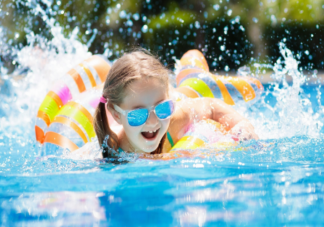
[127,108,149,126]
[155,101,174,119]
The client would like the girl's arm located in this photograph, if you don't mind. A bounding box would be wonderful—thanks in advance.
[170,98,258,142]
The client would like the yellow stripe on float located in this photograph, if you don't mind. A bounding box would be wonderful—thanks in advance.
[69,101,93,123]
[47,91,63,108]
[171,136,205,150]
[176,68,204,86]
[224,77,256,102]
[58,104,95,141]
[39,95,60,122]
[175,86,200,98]
[209,74,235,105]
[179,78,214,98]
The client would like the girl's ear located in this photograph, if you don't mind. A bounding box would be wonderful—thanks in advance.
[106,103,122,124]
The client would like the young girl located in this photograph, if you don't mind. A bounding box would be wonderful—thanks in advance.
[93,50,258,158]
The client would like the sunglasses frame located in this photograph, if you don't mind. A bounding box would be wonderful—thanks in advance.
[113,99,175,127]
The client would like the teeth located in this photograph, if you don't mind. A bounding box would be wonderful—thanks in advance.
[144,129,158,133]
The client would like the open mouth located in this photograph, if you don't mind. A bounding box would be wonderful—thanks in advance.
[141,129,160,140]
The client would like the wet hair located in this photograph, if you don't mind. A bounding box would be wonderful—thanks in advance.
[93,49,169,158]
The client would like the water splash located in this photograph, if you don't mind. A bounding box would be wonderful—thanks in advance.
[250,42,324,139]
[0,1,90,137]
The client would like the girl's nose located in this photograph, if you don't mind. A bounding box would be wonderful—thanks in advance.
[145,110,159,126]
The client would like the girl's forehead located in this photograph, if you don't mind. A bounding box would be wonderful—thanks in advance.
[121,77,168,108]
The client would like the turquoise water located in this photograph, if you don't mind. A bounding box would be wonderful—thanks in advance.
[1,2,324,224]
[1,81,324,225]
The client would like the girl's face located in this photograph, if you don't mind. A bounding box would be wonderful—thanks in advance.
[114,77,170,153]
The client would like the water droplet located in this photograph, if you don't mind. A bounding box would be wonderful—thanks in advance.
[141,25,148,33]
[316,24,319,29]
[213,4,220,11]
[239,25,245,31]
[224,26,228,35]
[227,9,232,16]
[133,13,140,21]
[116,3,121,9]
[119,10,126,19]
[271,15,277,25]
[220,45,225,51]
[195,21,200,29]
[305,50,309,55]
[238,66,250,76]
[126,20,133,27]
[252,17,258,23]
[213,28,216,33]
[225,65,230,71]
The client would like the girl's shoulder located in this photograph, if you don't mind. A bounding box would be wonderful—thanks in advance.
[163,98,215,152]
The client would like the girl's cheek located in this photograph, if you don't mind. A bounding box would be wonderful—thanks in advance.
[161,119,171,131]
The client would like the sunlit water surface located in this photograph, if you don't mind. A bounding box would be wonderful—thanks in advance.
[1,48,324,226]
[1,1,324,226]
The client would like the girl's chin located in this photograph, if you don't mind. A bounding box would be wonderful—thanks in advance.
[139,141,160,153]
[141,144,159,153]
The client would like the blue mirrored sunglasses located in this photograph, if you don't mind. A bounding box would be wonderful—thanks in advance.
[113,99,175,127]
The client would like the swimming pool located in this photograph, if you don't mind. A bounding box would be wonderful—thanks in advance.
[1,41,324,226]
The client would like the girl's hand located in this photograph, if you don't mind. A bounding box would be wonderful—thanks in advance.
[229,120,259,141]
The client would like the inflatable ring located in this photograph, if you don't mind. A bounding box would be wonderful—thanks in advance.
[174,50,263,106]
[35,55,111,155]
[35,50,263,155]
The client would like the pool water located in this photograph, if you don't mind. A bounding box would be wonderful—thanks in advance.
[1,17,324,225]
[1,127,324,226]
[1,56,324,226]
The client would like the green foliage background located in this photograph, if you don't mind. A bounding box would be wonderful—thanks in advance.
[1,0,324,71]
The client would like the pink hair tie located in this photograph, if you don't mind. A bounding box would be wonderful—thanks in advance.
[99,96,107,104]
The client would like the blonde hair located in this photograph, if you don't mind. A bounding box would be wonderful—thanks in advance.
[93,49,170,157]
